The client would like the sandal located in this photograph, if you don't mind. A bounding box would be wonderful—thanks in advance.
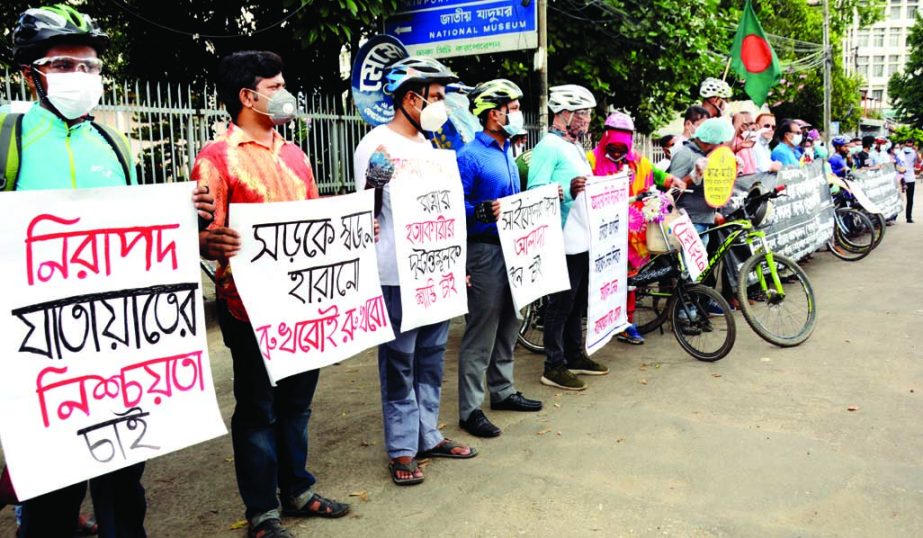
[388,458,424,486]
[417,439,478,459]
[282,493,350,518]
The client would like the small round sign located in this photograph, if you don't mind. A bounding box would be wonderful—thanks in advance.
[351,35,409,126]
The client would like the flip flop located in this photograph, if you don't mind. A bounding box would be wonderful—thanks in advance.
[417,439,478,459]
[388,459,424,486]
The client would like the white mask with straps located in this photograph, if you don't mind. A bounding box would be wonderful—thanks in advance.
[42,72,103,119]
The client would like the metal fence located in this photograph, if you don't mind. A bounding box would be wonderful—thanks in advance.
[1,68,657,194]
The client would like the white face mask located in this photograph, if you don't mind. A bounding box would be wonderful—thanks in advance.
[502,110,525,137]
[416,96,448,132]
[42,72,103,120]
[790,133,803,147]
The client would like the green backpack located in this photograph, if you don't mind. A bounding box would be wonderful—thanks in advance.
[0,111,133,191]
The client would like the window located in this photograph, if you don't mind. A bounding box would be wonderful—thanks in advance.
[857,56,869,79]
[873,28,885,47]
[873,55,886,77]
[858,30,869,47]
[888,54,902,76]
[872,89,884,102]
[890,28,902,47]
[908,0,919,17]
[891,6,903,20]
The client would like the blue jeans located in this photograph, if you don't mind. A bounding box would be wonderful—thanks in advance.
[693,222,711,248]
[218,302,317,525]
[378,286,450,459]
[19,463,146,538]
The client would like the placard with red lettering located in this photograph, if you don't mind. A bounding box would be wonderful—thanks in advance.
[0,182,226,501]
[230,190,394,384]
[582,174,631,355]
[496,184,569,313]
[389,150,468,332]
[669,211,709,283]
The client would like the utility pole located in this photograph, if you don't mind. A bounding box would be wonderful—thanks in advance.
[537,0,548,133]
[822,0,832,139]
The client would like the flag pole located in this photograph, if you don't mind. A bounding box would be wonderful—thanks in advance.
[722,57,732,81]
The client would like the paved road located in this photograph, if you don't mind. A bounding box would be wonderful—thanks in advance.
[2,222,921,537]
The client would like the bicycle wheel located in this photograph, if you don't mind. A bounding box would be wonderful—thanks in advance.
[634,282,672,334]
[669,285,736,362]
[827,208,874,261]
[865,211,886,249]
[737,253,816,347]
[517,297,546,353]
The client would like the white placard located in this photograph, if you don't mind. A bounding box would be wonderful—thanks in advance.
[230,190,394,384]
[0,183,226,501]
[389,150,468,332]
[669,211,709,283]
[581,174,631,355]
[497,184,570,312]
[844,179,883,215]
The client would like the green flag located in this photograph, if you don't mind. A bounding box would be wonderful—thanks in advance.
[729,0,781,107]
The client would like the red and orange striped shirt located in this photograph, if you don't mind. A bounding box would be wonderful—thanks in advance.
[193,122,319,322]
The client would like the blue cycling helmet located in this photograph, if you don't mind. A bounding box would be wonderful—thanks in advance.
[382,57,459,96]
[831,136,849,148]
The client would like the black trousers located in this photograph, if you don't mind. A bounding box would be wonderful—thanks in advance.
[907,182,915,222]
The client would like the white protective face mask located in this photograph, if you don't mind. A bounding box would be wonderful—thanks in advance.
[502,110,525,137]
[416,97,449,132]
[42,72,103,119]
[791,133,803,147]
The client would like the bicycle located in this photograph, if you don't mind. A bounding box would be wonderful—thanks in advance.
[825,201,876,262]
[634,183,816,348]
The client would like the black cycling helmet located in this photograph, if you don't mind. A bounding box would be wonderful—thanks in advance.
[12,4,109,65]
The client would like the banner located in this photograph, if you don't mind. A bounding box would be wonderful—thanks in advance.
[0,183,226,501]
[230,190,394,384]
[732,161,835,261]
[390,150,468,332]
[669,211,709,282]
[496,184,569,313]
[570,174,631,356]
[849,163,902,220]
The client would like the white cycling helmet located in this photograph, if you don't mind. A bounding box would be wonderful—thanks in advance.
[700,77,732,99]
[548,84,596,113]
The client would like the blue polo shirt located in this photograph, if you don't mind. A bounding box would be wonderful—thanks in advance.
[457,130,520,238]
[771,143,800,167]
[829,153,848,177]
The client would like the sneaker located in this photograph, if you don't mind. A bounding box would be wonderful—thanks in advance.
[706,299,724,315]
[616,324,645,345]
[540,365,587,391]
[567,355,609,376]
[249,519,293,538]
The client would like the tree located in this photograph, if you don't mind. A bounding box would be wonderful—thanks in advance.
[889,14,923,129]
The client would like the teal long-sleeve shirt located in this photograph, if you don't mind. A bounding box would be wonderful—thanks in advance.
[526,131,592,227]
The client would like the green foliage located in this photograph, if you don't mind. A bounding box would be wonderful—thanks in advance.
[889,14,923,129]
[890,125,923,145]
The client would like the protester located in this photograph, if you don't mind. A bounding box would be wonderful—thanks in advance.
[731,110,757,175]
[770,119,802,167]
[853,135,875,169]
[455,79,543,438]
[590,111,675,345]
[194,51,349,538]
[6,5,214,537]
[752,112,781,173]
[899,141,917,222]
[527,84,607,391]
[699,77,732,118]
[678,105,710,143]
[802,138,814,164]
[829,136,851,178]
[656,134,675,170]
[353,56,477,486]
[668,117,735,246]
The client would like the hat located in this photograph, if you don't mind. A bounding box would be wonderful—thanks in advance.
[694,118,735,145]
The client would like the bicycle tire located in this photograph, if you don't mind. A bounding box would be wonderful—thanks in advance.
[634,281,672,334]
[517,298,545,353]
[865,211,886,249]
[737,253,816,347]
[827,208,874,261]
[669,285,736,362]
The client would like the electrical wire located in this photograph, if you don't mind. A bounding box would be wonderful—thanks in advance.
[103,0,311,39]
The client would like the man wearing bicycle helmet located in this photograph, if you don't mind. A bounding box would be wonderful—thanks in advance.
[527,84,608,391]
[700,77,732,118]
[7,4,213,537]
[353,56,477,486]
[454,79,543,439]
[829,136,851,178]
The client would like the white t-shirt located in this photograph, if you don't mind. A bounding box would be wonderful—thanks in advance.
[354,124,434,285]
[901,148,917,183]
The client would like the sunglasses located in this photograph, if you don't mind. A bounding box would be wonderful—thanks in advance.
[763,123,776,129]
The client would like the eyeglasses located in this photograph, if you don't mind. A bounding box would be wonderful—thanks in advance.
[573,109,593,118]
[33,56,103,74]
[763,123,775,129]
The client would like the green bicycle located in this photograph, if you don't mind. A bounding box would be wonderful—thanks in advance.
[634,183,817,348]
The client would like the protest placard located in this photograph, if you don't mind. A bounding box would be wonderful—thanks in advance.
[230,190,394,384]
[573,174,631,355]
[704,146,738,208]
[669,211,709,282]
[496,184,569,312]
[0,182,226,500]
[849,164,902,219]
[389,150,468,332]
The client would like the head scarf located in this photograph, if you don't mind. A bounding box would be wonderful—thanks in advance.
[592,129,637,176]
